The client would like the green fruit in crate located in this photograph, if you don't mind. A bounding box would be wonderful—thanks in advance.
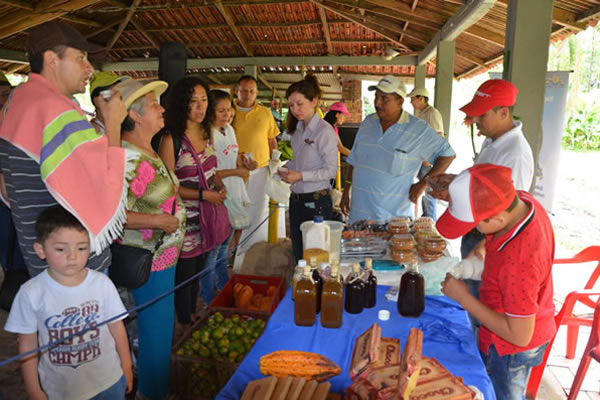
[214,312,224,323]
[199,345,210,358]
[192,330,201,340]
[232,314,240,323]
[228,351,239,362]
[211,327,224,339]
[234,326,244,337]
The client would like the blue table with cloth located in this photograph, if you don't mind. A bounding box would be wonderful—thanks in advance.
[217,285,495,399]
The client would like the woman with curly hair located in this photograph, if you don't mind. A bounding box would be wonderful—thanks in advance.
[158,77,231,329]
[279,75,338,261]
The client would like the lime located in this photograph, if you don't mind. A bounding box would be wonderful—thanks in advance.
[214,312,224,323]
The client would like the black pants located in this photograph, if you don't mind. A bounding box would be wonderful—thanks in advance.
[289,191,333,262]
[174,253,207,325]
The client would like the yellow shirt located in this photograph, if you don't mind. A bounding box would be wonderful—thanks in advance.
[232,102,279,168]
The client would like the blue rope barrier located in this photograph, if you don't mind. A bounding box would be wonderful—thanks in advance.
[0,203,288,368]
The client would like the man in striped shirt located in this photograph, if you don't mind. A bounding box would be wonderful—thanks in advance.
[0,21,127,277]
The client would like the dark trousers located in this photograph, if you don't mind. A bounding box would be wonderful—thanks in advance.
[289,191,333,262]
[461,228,486,330]
[174,253,207,325]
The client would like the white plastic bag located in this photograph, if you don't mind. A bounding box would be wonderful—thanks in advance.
[265,152,291,205]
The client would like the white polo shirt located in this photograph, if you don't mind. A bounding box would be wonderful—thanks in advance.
[415,104,444,136]
[475,121,534,191]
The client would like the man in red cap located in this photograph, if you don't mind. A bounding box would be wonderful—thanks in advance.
[430,79,534,259]
[438,163,555,400]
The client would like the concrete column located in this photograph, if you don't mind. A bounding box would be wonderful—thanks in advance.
[244,64,257,78]
[504,0,554,191]
[414,65,426,89]
[434,40,454,138]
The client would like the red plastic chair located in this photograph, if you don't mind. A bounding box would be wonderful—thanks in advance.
[526,246,600,399]
[567,302,600,399]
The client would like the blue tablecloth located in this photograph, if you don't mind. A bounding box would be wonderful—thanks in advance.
[217,285,496,399]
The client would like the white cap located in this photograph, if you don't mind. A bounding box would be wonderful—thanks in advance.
[298,259,307,267]
[408,87,430,98]
[378,309,390,321]
[368,75,407,98]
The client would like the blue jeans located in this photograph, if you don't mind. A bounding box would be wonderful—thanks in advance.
[480,343,548,400]
[200,233,233,305]
[90,375,126,399]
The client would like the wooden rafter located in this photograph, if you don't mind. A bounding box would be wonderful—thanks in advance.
[462,25,505,47]
[0,0,102,40]
[495,0,587,32]
[106,0,141,52]
[257,73,279,99]
[0,1,102,27]
[85,18,122,39]
[315,3,334,54]
[577,4,600,23]
[315,0,413,51]
[130,17,160,50]
[457,51,504,80]
[214,0,254,57]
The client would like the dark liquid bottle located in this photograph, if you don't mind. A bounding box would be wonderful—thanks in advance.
[345,263,365,314]
[363,258,377,308]
[311,258,323,314]
[397,264,425,317]
[294,265,316,326]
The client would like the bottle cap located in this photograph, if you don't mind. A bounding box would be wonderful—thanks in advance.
[378,309,390,321]
[298,259,307,267]
[313,215,324,223]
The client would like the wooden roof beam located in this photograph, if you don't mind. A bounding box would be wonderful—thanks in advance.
[314,0,412,51]
[214,0,254,57]
[0,0,102,40]
[456,51,503,80]
[576,4,600,23]
[106,0,141,52]
[102,55,418,71]
[130,17,160,50]
[85,18,122,39]
[417,0,496,65]
[315,3,334,54]
[0,1,102,27]
[495,0,587,32]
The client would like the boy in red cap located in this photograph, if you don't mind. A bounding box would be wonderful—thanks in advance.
[437,163,556,400]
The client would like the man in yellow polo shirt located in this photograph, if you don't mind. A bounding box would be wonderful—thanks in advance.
[232,75,281,259]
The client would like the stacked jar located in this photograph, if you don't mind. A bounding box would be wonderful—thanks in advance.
[413,217,446,263]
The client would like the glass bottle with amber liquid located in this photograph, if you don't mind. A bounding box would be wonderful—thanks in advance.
[292,259,307,301]
[294,265,316,326]
[310,257,323,314]
[321,264,344,328]
[345,263,365,314]
[397,262,425,317]
[363,258,377,308]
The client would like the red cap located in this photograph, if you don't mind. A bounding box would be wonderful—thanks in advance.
[326,101,350,116]
[460,79,518,117]
[436,164,516,239]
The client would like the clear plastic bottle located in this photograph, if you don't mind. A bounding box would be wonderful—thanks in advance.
[292,259,307,301]
[294,265,316,326]
[321,264,344,328]
[345,263,365,314]
[363,258,377,309]
[397,263,425,317]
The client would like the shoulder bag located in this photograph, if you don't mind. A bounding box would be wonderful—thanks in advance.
[109,160,177,289]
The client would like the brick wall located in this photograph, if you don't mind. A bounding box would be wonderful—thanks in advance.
[341,79,363,123]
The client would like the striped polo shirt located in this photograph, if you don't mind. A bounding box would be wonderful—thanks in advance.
[0,139,111,277]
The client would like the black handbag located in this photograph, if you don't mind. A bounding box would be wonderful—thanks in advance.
[0,218,30,311]
[109,163,177,289]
